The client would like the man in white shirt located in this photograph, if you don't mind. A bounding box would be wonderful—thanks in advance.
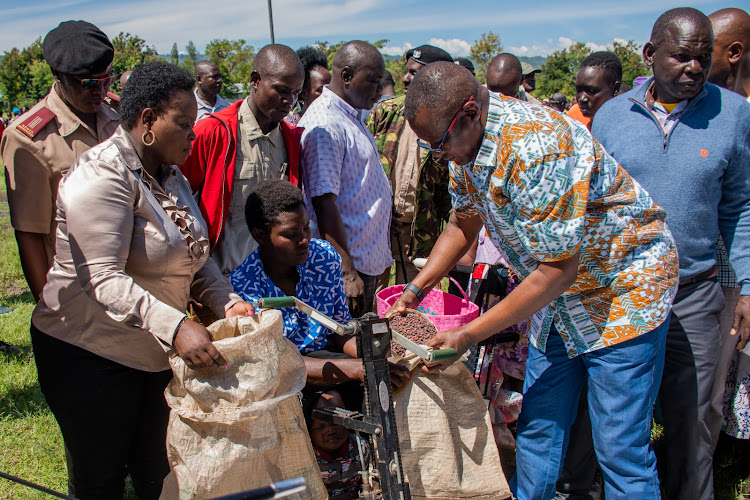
[300,41,392,316]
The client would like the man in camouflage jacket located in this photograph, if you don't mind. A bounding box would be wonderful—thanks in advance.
[366,44,453,287]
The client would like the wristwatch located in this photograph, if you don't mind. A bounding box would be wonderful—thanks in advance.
[404,282,424,301]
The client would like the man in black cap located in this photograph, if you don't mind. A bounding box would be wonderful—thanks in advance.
[455,57,476,76]
[367,44,453,288]
[1,21,119,329]
[0,19,119,493]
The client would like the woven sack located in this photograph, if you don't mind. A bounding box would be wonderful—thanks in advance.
[391,359,511,499]
[159,312,328,500]
[377,277,479,331]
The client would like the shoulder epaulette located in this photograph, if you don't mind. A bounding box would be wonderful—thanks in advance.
[17,107,55,139]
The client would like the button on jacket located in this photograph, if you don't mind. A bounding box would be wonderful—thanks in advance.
[32,127,241,372]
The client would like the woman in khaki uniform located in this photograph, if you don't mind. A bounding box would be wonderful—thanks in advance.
[30,61,255,499]
[0,21,120,303]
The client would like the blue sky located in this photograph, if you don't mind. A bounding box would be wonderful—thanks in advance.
[1,0,748,58]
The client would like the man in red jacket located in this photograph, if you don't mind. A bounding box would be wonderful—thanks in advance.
[180,44,304,275]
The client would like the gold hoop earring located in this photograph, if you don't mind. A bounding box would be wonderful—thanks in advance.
[142,129,156,146]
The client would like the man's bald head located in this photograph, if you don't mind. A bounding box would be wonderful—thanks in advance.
[650,7,714,49]
[194,60,219,77]
[253,44,304,78]
[709,8,750,94]
[644,7,714,102]
[486,53,523,96]
[405,61,485,165]
[328,41,385,109]
[331,40,384,74]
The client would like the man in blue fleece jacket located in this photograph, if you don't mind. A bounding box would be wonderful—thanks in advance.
[593,7,750,500]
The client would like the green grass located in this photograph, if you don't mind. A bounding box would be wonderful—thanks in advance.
[0,163,68,498]
[0,165,748,498]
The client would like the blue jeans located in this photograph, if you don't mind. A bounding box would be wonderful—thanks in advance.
[511,320,669,500]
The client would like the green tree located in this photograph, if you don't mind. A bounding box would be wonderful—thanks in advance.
[170,43,179,65]
[0,48,27,107]
[314,41,346,69]
[535,42,591,98]
[470,31,503,84]
[180,41,199,71]
[612,40,651,87]
[204,39,255,97]
[0,38,54,108]
[111,32,161,92]
[384,55,406,96]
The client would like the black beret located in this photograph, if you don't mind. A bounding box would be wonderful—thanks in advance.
[43,20,114,76]
[405,45,453,66]
[454,57,475,73]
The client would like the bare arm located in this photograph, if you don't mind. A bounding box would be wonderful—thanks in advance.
[312,193,365,315]
[15,230,49,302]
[424,252,580,372]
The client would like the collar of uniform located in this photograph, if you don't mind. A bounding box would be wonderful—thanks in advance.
[238,97,281,146]
[47,83,120,138]
[110,126,177,180]
[322,86,360,120]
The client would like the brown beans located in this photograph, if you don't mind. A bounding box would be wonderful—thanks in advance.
[389,311,438,357]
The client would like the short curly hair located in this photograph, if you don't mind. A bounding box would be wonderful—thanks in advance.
[580,51,623,86]
[297,46,328,90]
[120,61,196,130]
[244,179,305,233]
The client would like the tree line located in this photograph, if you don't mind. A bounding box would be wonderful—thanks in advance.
[0,31,649,110]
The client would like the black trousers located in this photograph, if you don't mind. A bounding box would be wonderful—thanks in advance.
[31,324,172,500]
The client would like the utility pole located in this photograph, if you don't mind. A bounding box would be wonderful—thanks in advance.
[267,0,275,44]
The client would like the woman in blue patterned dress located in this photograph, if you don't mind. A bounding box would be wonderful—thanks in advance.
[229,179,408,388]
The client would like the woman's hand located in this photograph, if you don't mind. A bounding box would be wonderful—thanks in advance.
[173,319,227,369]
[226,300,255,318]
[421,327,472,374]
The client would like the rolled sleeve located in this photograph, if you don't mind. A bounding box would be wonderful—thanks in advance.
[302,126,343,198]
[62,160,187,346]
[508,155,587,262]
[1,131,54,234]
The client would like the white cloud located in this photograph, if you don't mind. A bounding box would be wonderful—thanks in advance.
[427,38,471,57]
[380,42,412,57]
[558,37,574,50]
[508,36,640,57]
[585,41,609,52]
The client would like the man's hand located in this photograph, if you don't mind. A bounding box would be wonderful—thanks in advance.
[385,287,421,317]
[421,327,472,374]
[390,209,404,238]
[173,319,227,369]
[732,295,750,351]
[389,362,411,390]
[226,301,255,318]
[343,269,365,316]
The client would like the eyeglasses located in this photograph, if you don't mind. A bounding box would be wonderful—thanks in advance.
[416,95,474,154]
[73,74,117,90]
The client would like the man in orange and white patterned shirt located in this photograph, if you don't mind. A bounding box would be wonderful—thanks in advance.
[389,62,679,499]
